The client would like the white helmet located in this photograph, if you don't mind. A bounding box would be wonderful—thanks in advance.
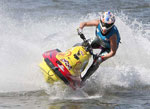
[100,11,115,34]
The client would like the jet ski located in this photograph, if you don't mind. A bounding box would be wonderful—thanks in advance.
[39,33,94,90]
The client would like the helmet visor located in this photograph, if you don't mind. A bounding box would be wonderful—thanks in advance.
[100,20,114,29]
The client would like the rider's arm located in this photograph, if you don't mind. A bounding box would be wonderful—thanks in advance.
[102,34,118,60]
[79,19,99,29]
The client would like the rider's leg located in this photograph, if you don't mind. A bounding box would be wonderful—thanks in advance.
[81,49,109,82]
[81,56,103,82]
[90,37,101,49]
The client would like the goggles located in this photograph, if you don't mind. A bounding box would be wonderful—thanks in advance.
[100,20,114,30]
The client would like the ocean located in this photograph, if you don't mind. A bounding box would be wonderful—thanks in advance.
[0,0,150,109]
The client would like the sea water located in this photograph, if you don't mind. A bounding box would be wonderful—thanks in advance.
[0,0,150,109]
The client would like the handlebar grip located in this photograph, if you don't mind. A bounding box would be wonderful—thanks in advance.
[80,34,86,40]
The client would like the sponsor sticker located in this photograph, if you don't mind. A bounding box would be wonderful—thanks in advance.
[61,59,72,70]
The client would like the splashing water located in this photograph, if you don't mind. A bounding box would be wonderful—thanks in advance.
[0,5,150,100]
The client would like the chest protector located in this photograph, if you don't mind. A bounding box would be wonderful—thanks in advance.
[95,24,121,49]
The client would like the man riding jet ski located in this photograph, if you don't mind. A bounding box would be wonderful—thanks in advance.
[39,11,120,90]
[78,11,121,83]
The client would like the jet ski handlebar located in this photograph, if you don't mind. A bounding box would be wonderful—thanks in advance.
[79,33,94,55]
[79,33,86,41]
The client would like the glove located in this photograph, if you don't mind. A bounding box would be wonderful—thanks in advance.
[101,56,105,61]
[98,56,105,63]
[77,28,83,35]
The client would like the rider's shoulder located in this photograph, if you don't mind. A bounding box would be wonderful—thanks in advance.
[112,25,118,31]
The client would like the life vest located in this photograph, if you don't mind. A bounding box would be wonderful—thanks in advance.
[95,24,121,49]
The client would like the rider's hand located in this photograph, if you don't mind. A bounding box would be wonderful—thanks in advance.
[93,54,105,62]
[101,56,105,61]
[77,28,85,40]
[77,28,83,35]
